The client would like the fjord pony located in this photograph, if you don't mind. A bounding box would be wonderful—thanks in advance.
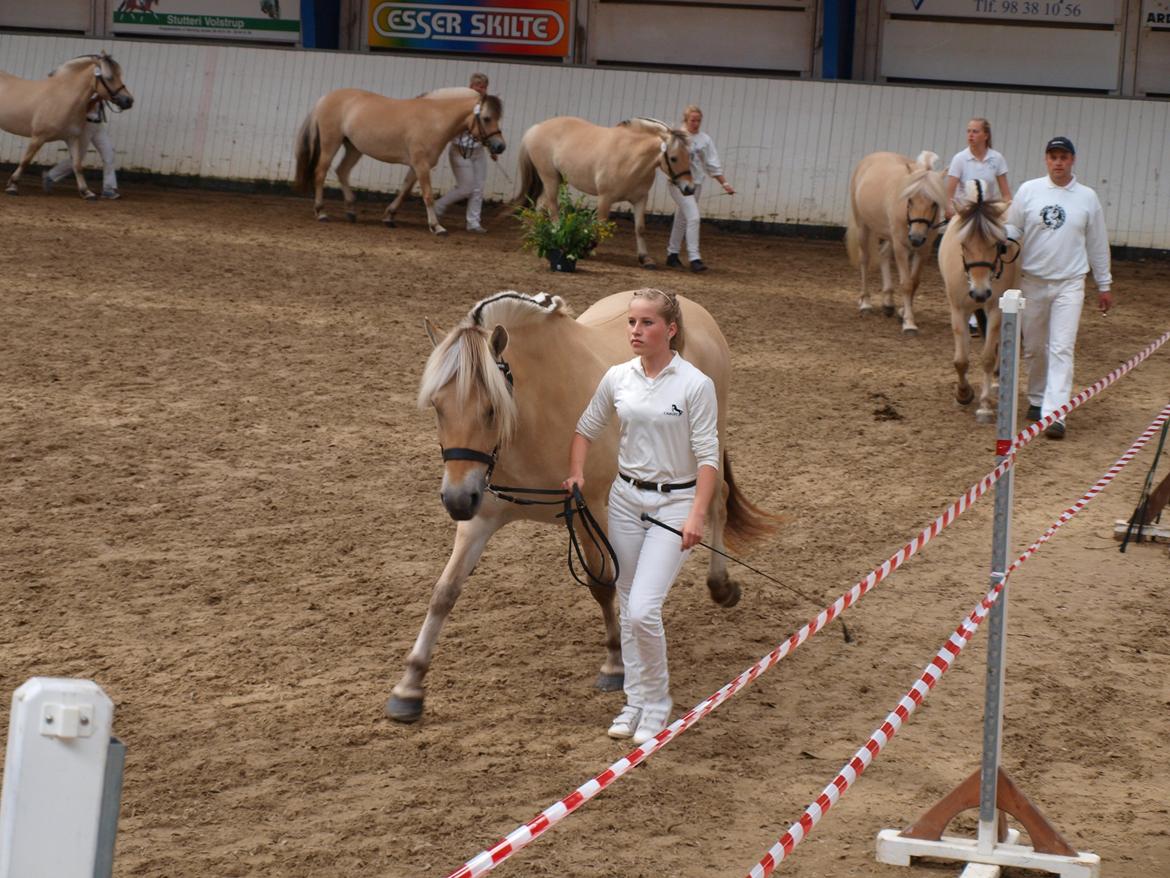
[516,117,694,268]
[389,290,773,722]
[938,180,1019,422]
[0,52,134,199]
[846,151,947,335]
[293,89,504,234]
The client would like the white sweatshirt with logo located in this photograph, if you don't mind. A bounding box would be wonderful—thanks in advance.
[1005,175,1112,290]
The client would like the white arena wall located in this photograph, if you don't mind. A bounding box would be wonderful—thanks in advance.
[2,33,1168,250]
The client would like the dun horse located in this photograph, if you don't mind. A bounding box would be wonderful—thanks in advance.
[0,52,134,199]
[516,117,694,268]
[293,89,504,234]
[846,150,947,336]
[389,290,773,722]
[938,180,1019,422]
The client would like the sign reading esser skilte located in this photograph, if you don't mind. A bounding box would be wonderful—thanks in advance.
[369,0,571,56]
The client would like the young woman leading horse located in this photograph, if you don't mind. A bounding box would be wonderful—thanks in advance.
[293,89,504,234]
[389,290,774,724]
[0,52,134,199]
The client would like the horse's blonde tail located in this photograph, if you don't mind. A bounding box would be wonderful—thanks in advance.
[293,108,320,195]
[845,196,863,267]
[723,451,782,552]
[514,141,543,207]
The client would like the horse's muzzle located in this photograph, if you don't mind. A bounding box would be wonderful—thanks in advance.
[968,288,992,304]
[487,136,506,156]
[678,182,695,196]
[909,233,927,248]
[114,94,134,110]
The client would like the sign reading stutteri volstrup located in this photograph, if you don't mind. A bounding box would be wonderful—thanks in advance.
[112,0,300,43]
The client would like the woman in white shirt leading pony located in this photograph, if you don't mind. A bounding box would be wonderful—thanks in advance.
[565,288,719,745]
[945,117,1011,219]
[666,106,734,273]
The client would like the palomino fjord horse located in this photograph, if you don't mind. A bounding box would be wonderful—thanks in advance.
[0,52,134,199]
[293,89,504,233]
[389,290,773,722]
[516,117,694,268]
[938,180,1020,423]
[846,151,947,336]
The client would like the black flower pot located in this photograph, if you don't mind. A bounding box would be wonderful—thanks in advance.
[546,248,577,273]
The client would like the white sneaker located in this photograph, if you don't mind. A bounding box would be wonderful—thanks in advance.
[632,706,671,745]
[607,705,642,739]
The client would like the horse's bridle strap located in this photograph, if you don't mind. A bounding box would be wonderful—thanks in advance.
[441,447,496,466]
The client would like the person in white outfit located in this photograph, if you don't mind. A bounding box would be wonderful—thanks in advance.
[1004,136,1113,440]
[946,118,1011,336]
[433,72,490,233]
[666,106,734,273]
[43,96,120,199]
[565,288,719,746]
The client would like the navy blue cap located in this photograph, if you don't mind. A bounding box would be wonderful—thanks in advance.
[1045,136,1075,154]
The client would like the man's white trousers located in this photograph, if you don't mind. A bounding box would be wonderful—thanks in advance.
[1019,273,1086,422]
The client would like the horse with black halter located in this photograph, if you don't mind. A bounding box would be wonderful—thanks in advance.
[516,117,694,268]
[389,289,773,722]
[0,52,134,199]
[938,179,1020,421]
[293,89,504,234]
[846,150,947,336]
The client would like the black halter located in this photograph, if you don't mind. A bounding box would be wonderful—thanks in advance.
[660,136,694,189]
[437,356,619,589]
[906,200,945,233]
[958,183,1019,280]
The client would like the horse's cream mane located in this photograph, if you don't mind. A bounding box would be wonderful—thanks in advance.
[619,117,690,145]
[52,53,119,78]
[954,180,1007,244]
[900,150,947,210]
[417,292,569,445]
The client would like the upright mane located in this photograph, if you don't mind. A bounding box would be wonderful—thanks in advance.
[619,117,690,144]
[900,150,946,210]
[953,179,1007,244]
[51,53,120,78]
[417,292,570,445]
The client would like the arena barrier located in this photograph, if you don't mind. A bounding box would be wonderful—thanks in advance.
[745,397,1170,878]
[442,324,1170,878]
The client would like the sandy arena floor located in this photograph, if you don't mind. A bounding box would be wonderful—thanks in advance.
[2,183,1169,877]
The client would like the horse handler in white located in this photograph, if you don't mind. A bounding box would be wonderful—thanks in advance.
[665,105,733,272]
[564,288,719,745]
[1005,136,1113,440]
[43,96,120,199]
[433,72,491,233]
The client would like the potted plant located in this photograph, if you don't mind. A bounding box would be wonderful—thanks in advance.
[517,182,616,272]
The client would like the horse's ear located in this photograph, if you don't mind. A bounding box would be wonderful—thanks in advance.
[489,324,509,358]
[423,317,443,348]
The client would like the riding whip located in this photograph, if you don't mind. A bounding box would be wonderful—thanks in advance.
[639,513,854,644]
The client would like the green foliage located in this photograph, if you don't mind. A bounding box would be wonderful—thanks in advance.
[516,183,616,262]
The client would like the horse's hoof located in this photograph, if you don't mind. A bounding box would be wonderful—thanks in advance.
[956,387,975,406]
[975,409,995,425]
[345,211,357,223]
[882,305,896,317]
[5,185,17,196]
[595,672,625,692]
[316,214,329,223]
[81,190,97,201]
[383,218,396,228]
[902,327,918,338]
[385,694,424,723]
[709,580,741,608]
[433,227,448,236]
[858,307,873,317]
[642,261,657,270]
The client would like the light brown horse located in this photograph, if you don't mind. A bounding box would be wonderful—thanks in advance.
[516,117,694,268]
[0,52,134,199]
[938,180,1020,423]
[389,289,773,722]
[846,150,947,336]
[293,89,504,233]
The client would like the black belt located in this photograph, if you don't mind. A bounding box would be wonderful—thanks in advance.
[619,472,696,493]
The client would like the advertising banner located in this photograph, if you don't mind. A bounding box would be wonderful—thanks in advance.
[1144,0,1170,27]
[885,0,1119,25]
[368,0,572,57]
[112,0,301,43]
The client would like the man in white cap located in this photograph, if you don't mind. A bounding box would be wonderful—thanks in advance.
[1005,136,1113,440]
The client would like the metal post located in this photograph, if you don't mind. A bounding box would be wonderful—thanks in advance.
[977,289,1024,853]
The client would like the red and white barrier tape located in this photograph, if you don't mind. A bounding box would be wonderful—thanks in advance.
[442,329,1170,878]
[743,398,1170,878]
